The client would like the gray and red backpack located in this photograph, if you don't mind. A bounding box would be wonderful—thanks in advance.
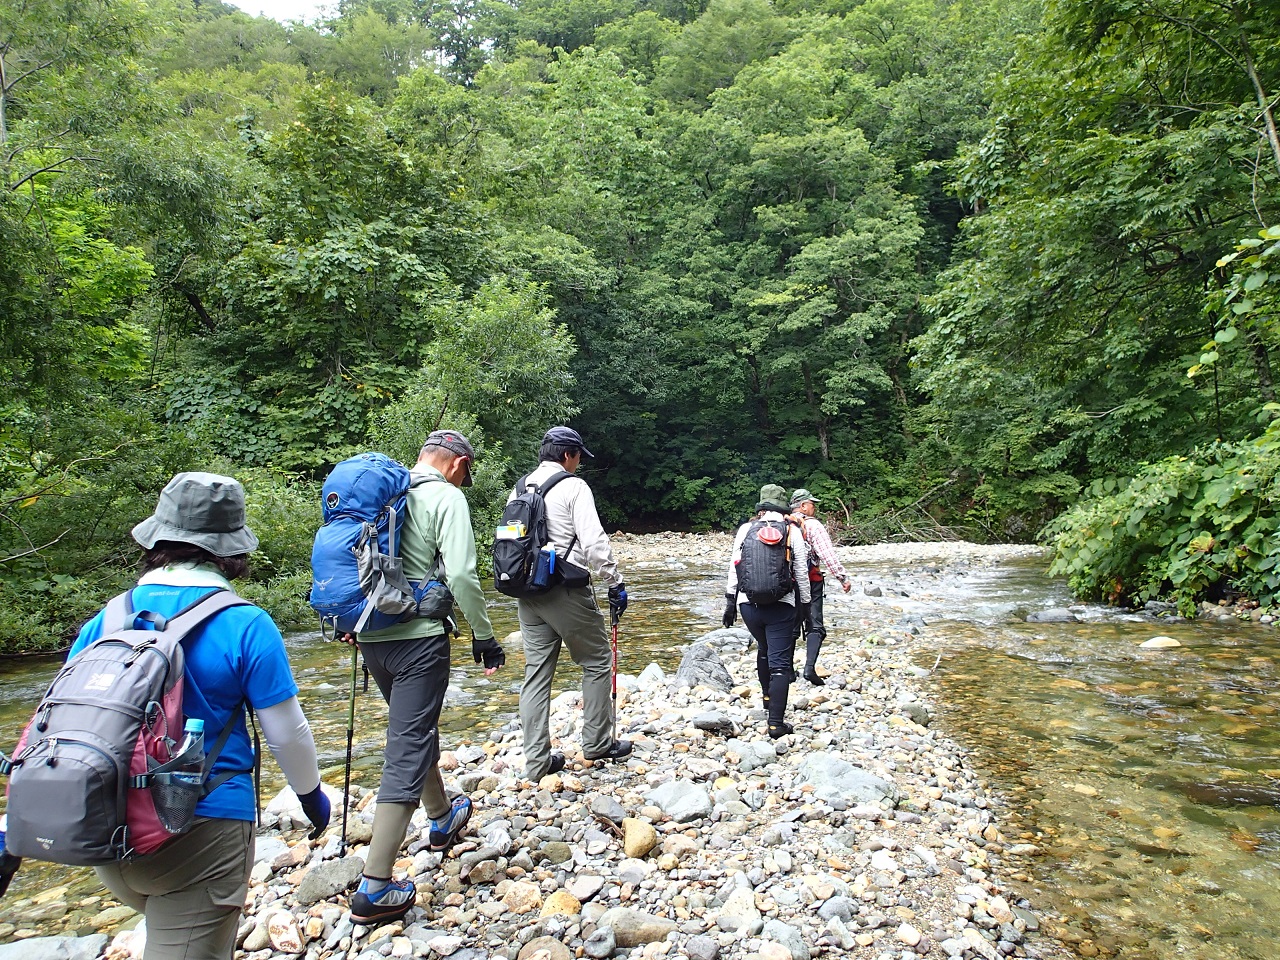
[2,589,250,865]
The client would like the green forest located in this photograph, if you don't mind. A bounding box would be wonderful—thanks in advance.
[3,0,1279,649]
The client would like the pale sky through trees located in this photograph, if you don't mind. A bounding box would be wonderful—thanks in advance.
[229,0,334,23]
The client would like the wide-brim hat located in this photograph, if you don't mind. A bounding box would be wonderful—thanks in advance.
[132,472,260,557]
[756,483,790,513]
[423,429,476,486]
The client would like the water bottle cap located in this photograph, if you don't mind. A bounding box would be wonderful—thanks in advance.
[184,718,205,733]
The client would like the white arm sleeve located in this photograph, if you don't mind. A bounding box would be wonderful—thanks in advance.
[257,696,321,795]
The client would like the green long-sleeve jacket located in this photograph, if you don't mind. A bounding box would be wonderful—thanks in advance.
[356,465,495,643]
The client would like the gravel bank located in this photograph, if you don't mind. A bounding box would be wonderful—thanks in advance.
[29,535,1072,960]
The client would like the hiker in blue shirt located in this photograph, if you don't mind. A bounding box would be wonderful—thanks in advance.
[70,473,330,960]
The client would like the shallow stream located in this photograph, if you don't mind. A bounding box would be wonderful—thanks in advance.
[0,548,1277,960]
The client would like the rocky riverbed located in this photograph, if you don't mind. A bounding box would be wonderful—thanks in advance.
[1,535,1076,960]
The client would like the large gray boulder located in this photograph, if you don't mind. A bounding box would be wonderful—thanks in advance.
[644,779,713,822]
[675,642,735,692]
[796,752,898,805]
[0,935,108,960]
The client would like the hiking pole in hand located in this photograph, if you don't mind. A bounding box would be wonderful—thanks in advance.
[341,640,358,857]
[610,606,620,744]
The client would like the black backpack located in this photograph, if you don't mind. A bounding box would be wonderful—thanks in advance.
[493,471,574,598]
[735,518,796,605]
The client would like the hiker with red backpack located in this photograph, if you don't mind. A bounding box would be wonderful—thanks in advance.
[3,472,330,959]
[722,484,811,739]
[505,426,630,781]
[789,488,852,685]
[339,430,503,926]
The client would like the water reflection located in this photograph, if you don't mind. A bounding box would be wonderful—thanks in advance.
[916,558,1280,960]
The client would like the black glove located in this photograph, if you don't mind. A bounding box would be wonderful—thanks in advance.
[297,785,331,840]
[608,582,628,620]
[722,593,737,628]
[472,636,506,669]
[0,841,21,898]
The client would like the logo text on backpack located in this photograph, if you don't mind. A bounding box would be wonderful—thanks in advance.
[86,672,118,692]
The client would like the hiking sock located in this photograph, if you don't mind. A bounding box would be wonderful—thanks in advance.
[358,875,392,897]
[419,767,449,821]
[364,802,415,879]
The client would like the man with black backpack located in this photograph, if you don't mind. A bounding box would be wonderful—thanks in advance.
[345,430,504,926]
[722,484,811,739]
[509,426,630,781]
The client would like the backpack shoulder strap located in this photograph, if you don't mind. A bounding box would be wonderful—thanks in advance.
[157,588,250,637]
[537,470,573,496]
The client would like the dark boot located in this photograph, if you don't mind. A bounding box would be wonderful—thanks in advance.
[804,631,824,685]
[767,671,792,738]
[758,659,771,709]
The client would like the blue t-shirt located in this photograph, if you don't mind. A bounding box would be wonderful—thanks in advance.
[69,584,299,821]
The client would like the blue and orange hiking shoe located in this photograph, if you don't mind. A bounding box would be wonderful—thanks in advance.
[350,877,416,925]
[428,795,473,852]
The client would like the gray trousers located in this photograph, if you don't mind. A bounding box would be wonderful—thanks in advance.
[96,817,253,960]
[518,585,613,778]
[358,634,453,878]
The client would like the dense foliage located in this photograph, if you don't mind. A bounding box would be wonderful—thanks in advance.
[2,0,1278,648]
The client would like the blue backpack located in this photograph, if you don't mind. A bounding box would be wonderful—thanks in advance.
[309,453,453,636]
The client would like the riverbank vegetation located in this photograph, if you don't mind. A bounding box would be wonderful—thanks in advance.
[2,0,1278,649]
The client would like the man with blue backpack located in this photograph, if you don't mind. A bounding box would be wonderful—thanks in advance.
[342,430,503,926]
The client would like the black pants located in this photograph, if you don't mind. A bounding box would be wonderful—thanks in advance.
[794,578,826,672]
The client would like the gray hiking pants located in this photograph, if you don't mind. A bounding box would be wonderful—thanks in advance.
[95,817,253,960]
[518,585,613,779]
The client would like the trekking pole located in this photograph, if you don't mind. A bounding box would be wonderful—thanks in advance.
[340,641,357,857]
[610,607,620,743]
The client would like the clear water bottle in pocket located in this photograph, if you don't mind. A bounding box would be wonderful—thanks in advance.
[153,718,205,834]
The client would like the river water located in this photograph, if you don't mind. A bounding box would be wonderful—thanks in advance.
[0,548,1277,960]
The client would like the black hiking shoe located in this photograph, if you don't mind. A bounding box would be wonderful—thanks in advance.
[767,721,794,739]
[585,740,632,762]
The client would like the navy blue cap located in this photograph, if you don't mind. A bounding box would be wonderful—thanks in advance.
[543,425,594,458]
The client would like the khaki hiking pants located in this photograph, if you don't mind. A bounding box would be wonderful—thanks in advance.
[95,817,253,960]
[518,584,614,779]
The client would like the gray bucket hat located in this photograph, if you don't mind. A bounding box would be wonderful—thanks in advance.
[132,472,260,557]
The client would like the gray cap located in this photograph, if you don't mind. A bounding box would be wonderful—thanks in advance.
[132,472,260,557]
[790,488,820,506]
[756,484,790,513]
[422,429,475,486]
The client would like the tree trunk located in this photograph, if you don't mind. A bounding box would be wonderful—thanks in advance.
[1249,328,1276,403]
[1233,6,1280,178]
[801,361,830,460]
